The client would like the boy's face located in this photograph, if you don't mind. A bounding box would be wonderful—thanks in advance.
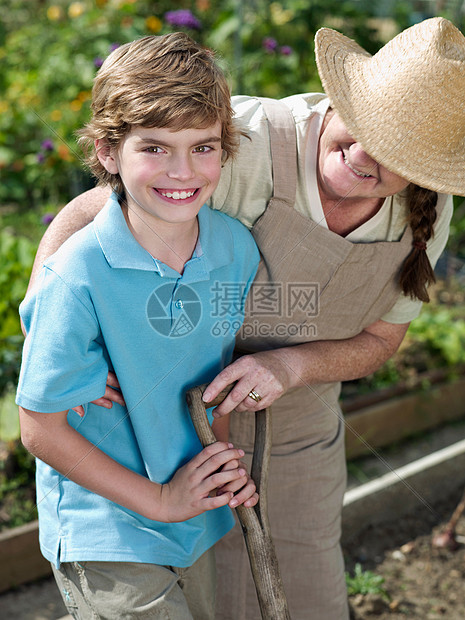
[102,122,223,227]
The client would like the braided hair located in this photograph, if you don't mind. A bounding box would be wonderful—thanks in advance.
[399,185,438,302]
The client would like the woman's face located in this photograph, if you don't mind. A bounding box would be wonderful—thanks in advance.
[317,111,410,203]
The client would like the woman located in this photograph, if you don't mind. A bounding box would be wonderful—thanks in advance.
[28,17,465,619]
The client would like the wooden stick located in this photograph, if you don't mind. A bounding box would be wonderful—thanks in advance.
[186,384,291,619]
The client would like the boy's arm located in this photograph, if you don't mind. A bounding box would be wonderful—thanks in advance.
[19,406,249,521]
[28,186,111,292]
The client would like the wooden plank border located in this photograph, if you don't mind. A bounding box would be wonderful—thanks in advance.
[344,376,465,459]
[0,520,50,593]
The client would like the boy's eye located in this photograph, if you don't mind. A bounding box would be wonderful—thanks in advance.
[193,145,213,153]
[145,146,164,153]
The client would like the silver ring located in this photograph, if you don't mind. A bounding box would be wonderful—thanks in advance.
[248,389,262,403]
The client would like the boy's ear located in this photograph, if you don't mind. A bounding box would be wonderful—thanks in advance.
[95,139,119,175]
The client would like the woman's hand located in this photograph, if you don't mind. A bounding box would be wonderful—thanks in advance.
[71,372,126,417]
[202,350,292,417]
[92,371,126,409]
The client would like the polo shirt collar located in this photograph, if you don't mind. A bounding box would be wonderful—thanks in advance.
[94,192,234,280]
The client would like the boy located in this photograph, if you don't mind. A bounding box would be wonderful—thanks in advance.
[16,33,259,619]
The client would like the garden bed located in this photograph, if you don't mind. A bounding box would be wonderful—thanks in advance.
[345,486,465,618]
[2,409,465,592]
[343,429,465,618]
[2,424,465,618]
[343,369,465,459]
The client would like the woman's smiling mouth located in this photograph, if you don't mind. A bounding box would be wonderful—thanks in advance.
[343,153,373,178]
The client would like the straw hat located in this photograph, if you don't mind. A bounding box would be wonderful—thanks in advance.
[315,17,465,196]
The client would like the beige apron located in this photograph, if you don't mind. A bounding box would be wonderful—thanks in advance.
[215,100,441,619]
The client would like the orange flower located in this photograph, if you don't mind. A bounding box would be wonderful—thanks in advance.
[196,0,210,10]
[47,5,63,21]
[70,100,82,112]
[145,16,162,33]
[68,2,85,18]
[58,144,73,162]
[12,160,25,172]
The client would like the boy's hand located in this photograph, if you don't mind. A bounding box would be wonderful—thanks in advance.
[158,442,251,522]
[217,460,259,509]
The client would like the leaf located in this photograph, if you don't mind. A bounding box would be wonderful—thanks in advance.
[0,389,20,442]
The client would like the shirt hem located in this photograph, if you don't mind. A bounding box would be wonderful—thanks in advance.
[41,520,234,569]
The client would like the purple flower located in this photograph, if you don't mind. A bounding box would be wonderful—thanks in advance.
[36,153,45,164]
[41,139,54,151]
[94,57,104,68]
[164,9,201,30]
[42,213,55,225]
[280,45,293,56]
[263,37,278,53]
[109,43,120,52]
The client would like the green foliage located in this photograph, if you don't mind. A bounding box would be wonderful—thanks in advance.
[0,389,20,442]
[0,441,37,530]
[203,0,385,97]
[2,0,463,211]
[0,230,37,435]
[345,563,389,599]
[448,196,465,260]
[343,283,465,398]
[407,307,465,367]
[0,0,388,208]
[0,231,37,342]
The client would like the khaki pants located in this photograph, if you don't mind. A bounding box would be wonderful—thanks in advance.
[215,386,350,620]
[52,548,215,620]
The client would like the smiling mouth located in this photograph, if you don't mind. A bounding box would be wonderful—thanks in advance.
[157,189,198,200]
[343,154,372,178]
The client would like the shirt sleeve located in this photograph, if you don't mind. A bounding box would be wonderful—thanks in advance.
[16,267,109,413]
[381,193,453,324]
[210,96,274,228]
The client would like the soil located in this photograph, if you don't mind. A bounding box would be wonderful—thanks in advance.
[344,486,465,619]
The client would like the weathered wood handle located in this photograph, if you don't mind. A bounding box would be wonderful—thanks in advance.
[186,384,291,620]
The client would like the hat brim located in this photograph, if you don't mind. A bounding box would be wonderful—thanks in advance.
[315,23,465,196]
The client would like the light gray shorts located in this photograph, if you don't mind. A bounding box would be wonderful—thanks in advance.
[51,548,216,620]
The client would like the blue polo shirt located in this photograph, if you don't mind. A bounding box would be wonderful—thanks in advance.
[16,193,259,568]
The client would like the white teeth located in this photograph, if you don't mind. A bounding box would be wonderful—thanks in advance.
[343,155,370,178]
[160,190,195,199]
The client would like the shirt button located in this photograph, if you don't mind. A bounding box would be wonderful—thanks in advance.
[175,300,184,309]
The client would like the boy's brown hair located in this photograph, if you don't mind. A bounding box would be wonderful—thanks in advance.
[78,32,238,195]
